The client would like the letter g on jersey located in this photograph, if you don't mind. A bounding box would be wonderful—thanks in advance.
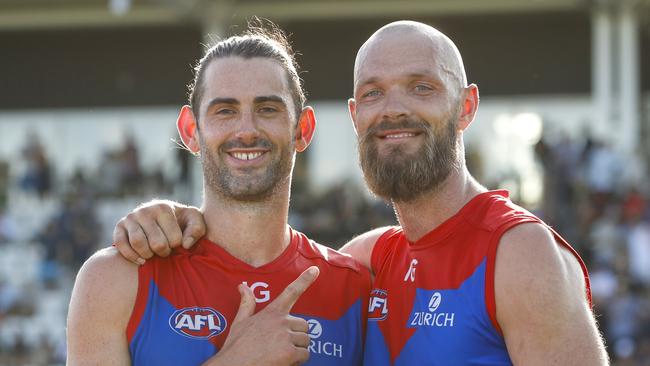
[242,281,271,303]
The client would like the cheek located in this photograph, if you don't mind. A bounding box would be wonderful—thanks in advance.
[351,108,375,134]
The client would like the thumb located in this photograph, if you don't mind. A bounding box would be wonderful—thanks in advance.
[176,206,206,249]
[232,283,256,325]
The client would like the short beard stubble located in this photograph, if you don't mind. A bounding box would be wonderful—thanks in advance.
[200,137,295,202]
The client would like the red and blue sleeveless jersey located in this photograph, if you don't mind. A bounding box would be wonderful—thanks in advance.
[364,190,591,365]
[127,227,370,366]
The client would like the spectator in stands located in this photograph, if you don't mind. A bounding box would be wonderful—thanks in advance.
[583,139,621,220]
[118,134,142,196]
[0,206,17,244]
[19,131,52,198]
[622,190,650,286]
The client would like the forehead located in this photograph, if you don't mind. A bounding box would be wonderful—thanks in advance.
[201,56,291,103]
[355,32,451,86]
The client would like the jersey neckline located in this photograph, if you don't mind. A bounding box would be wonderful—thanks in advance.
[408,190,509,249]
[189,226,301,274]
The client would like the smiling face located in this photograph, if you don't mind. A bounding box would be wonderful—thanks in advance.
[349,22,470,202]
[190,56,300,202]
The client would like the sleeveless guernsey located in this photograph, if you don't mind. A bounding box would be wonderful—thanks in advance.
[364,191,591,365]
[128,227,370,365]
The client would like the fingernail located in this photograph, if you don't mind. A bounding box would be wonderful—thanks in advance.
[307,266,319,276]
[136,258,146,265]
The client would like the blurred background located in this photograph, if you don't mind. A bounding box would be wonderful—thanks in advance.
[0,0,649,364]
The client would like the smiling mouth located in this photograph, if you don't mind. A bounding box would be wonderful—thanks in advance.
[383,132,418,139]
[230,152,265,161]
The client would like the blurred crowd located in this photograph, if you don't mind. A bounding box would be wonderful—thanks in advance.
[0,130,648,365]
[535,134,650,365]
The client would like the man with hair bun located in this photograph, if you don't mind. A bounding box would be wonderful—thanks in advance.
[66,22,369,366]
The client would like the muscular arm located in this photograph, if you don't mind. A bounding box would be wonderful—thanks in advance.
[339,226,394,274]
[495,223,608,366]
[67,248,138,365]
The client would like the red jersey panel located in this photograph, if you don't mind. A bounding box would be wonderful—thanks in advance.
[364,190,591,365]
[127,227,370,365]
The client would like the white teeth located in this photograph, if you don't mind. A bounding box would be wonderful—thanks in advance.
[232,152,263,161]
[385,133,416,139]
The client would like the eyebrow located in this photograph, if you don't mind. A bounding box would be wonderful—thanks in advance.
[205,98,239,111]
[356,71,443,90]
[356,77,379,90]
[254,95,286,106]
[205,95,287,110]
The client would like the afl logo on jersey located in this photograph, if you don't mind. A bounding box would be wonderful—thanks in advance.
[368,289,389,321]
[169,307,227,340]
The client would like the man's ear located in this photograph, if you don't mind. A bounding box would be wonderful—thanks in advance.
[458,84,479,132]
[347,98,359,136]
[177,105,200,154]
[295,106,316,152]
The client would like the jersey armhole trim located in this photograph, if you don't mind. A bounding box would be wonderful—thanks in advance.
[126,264,148,341]
[370,227,399,275]
[485,217,539,336]
[546,226,593,307]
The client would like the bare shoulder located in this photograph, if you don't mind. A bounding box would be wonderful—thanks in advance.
[75,247,139,296]
[494,222,608,365]
[70,247,139,321]
[496,222,586,297]
[340,226,396,272]
[67,247,139,364]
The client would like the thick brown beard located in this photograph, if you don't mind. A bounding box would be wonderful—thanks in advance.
[358,115,459,202]
[200,137,294,202]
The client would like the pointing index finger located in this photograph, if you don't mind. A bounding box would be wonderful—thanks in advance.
[270,266,320,313]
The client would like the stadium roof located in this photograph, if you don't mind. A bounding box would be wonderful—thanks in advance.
[0,0,635,30]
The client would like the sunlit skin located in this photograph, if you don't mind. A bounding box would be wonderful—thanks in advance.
[348,22,480,227]
[176,56,315,265]
[182,57,300,204]
[350,24,467,164]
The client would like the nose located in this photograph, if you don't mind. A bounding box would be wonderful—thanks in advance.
[234,111,260,145]
[381,90,410,121]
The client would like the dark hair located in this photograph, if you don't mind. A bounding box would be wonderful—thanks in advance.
[188,19,306,122]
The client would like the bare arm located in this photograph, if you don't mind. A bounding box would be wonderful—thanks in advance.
[495,223,609,366]
[339,226,394,273]
[67,247,138,365]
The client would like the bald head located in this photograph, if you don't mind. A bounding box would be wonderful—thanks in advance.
[354,21,467,92]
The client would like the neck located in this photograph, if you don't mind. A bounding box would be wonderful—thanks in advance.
[201,184,292,267]
[392,166,485,242]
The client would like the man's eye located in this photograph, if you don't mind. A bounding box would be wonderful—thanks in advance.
[362,90,382,98]
[258,107,278,113]
[216,108,235,115]
[414,84,433,92]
